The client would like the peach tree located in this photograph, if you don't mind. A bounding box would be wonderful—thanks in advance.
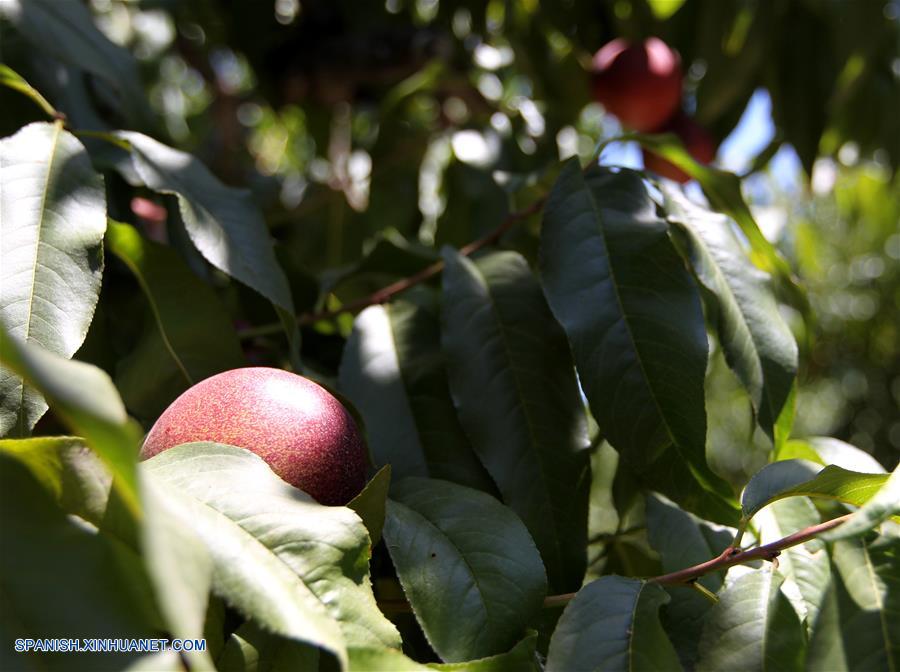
[1,1,898,671]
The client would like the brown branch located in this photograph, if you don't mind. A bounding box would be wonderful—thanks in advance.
[650,512,851,587]
[293,196,547,327]
[373,513,854,614]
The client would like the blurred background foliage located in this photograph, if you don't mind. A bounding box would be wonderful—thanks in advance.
[1,0,897,469]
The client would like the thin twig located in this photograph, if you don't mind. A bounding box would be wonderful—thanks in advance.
[650,512,851,587]
[237,196,547,338]
[542,513,851,607]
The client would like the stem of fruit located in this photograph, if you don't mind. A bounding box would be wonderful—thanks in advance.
[537,513,853,609]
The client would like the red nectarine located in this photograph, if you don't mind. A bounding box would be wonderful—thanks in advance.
[140,368,368,505]
[591,37,683,132]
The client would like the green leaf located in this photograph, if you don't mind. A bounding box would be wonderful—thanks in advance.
[0,436,216,671]
[140,477,216,671]
[106,219,244,419]
[807,536,900,671]
[0,64,57,117]
[348,647,431,671]
[696,569,806,672]
[540,162,729,498]
[218,621,321,672]
[348,464,391,546]
[115,132,292,311]
[1,122,106,436]
[823,465,900,541]
[0,0,153,128]
[645,494,734,667]
[742,460,893,522]
[635,135,804,309]
[112,132,297,356]
[779,436,886,474]
[429,632,539,671]
[753,497,832,633]
[545,576,682,672]
[440,248,590,591]
[0,455,159,672]
[383,477,547,662]
[0,435,112,524]
[0,328,141,514]
[144,443,400,656]
[664,186,797,440]
[340,300,495,490]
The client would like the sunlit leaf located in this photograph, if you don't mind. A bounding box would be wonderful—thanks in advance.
[144,443,400,656]
[0,328,141,514]
[742,459,892,521]
[753,497,831,633]
[111,132,298,357]
[340,300,494,491]
[696,569,806,671]
[823,465,900,541]
[1,122,106,435]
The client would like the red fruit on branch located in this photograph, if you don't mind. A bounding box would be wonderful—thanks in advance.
[642,112,717,183]
[591,37,683,132]
[140,367,368,505]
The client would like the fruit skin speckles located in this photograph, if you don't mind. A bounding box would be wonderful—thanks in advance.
[141,367,368,505]
[590,37,683,133]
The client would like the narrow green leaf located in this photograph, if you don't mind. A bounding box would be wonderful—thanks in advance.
[545,576,682,672]
[0,328,141,514]
[742,460,893,522]
[106,219,244,419]
[440,248,590,591]
[0,456,159,672]
[824,466,900,541]
[340,300,495,490]
[348,464,391,546]
[144,443,400,655]
[0,0,154,128]
[696,569,806,672]
[665,186,797,439]
[383,477,547,662]
[807,536,900,671]
[0,64,57,117]
[1,122,106,436]
[540,162,730,499]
